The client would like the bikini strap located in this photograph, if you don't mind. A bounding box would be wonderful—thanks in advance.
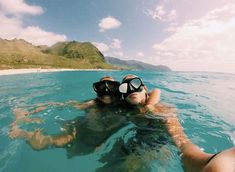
[206,152,221,164]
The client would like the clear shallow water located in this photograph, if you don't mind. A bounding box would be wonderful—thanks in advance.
[0,71,235,172]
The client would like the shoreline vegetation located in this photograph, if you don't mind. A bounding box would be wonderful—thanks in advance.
[0,68,118,76]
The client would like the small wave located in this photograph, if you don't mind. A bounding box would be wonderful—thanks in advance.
[159,87,189,95]
[0,141,22,172]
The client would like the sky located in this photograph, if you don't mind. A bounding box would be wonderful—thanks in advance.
[0,0,235,73]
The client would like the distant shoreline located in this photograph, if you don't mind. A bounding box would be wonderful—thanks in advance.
[0,68,117,76]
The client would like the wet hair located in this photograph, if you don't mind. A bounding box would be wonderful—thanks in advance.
[100,76,114,81]
[122,74,138,82]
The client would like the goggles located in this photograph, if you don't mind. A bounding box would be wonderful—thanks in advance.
[119,77,144,98]
[93,80,120,96]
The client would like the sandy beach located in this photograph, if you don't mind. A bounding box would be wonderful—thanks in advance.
[0,68,115,76]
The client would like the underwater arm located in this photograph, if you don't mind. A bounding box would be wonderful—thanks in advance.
[67,100,96,110]
[9,127,76,150]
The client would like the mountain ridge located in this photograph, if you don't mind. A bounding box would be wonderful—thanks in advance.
[0,39,112,69]
[104,56,171,71]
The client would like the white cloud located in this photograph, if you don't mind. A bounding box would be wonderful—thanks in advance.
[145,5,177,22]
[146,5,166,21]
[92,42,109,53]
[110,39,122,49]
[136,52,144,57]
[19,26,67,46]
[98,16,122,32]
[109,51,124,57]
[168,10,177,21]
[152,3,235,73]
[0,12,22,39]
[0,0,67,46]
[164,22,179,32]
[92,38,124,58]
[0,0,43,15]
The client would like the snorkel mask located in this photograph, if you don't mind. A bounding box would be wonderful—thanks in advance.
[93,80,120,97]
[119,77,144,99]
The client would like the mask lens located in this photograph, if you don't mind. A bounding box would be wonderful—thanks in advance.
[93,81,105,92]
[119,83,128,93]
[130,78,142,89]
[107,81,119,92]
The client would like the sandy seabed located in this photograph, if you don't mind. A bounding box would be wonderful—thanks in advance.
[0,68,115,76]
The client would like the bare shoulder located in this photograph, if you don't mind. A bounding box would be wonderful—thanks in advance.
[203,148,235,172]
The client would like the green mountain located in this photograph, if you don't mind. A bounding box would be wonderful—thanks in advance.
[43,41,105,64]
[104,56,171,71]
[0,39,112,69]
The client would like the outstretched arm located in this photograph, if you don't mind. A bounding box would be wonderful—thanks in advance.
[67,100,96,109]
[9,126,76,150]
[163,115,212,172]
[157,110,235,172]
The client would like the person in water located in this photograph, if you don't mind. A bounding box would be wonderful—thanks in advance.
[8,76,123,150]
[8,76,161,152]
[67,76,121,109]
[97,74,172,172]
[112,75,235,172]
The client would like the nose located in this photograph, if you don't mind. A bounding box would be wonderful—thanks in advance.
[130,85,134,91]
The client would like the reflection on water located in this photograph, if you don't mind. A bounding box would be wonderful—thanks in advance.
[0,71,235,172]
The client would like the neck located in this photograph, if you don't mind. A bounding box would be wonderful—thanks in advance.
[140,93,148,105]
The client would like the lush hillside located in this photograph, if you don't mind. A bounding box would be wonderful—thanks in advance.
[0,39,112,69]
[104,56,171,71]
[43,41,105,64]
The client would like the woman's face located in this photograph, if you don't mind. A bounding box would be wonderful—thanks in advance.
[122,75,147,105]
[125,89,147,105]
[96,77,116,104]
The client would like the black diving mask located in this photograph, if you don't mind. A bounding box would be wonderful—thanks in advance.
[93,80,120,97]
[119,77,144,98]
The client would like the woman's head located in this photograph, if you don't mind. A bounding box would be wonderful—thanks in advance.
[119,74,148,105]
[93,76,120,104]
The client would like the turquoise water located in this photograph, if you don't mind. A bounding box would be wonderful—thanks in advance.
[0,71,235,172]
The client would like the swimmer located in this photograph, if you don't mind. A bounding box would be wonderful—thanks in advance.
[119,75,235,172]
[97,74,169,172]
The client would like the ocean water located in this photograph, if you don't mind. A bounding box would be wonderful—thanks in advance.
[0,70,235,172]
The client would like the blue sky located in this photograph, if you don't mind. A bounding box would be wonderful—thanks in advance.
[0,0,235,73]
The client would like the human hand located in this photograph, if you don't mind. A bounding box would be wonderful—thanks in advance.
[8,124,25,139]
[139,104,155,114]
